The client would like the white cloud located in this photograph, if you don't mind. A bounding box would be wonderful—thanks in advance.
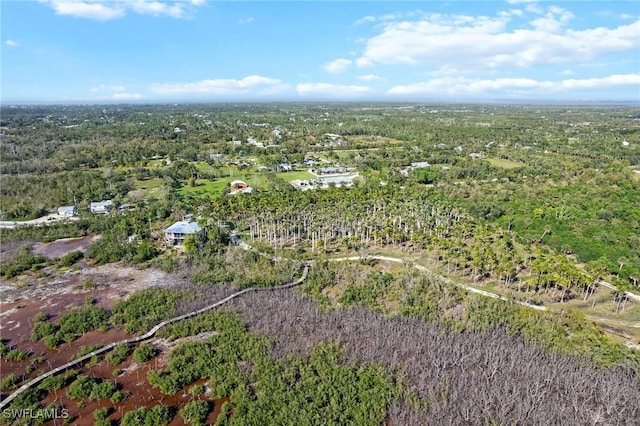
[238,16,255,25]
[41,0,203,20]
[559,69,574,76]
[355,15,376,25]
[150,75,282,95]
[296,83,371,97]
[5,40,19,47]
[387,73,640,97]
[356,9,639,70]
[324,58,352,74]
[357,74,383,81]
[46,1,125,21]
[130,1,185,18]
[560,74,640,89]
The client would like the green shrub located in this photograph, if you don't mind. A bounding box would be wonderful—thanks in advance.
[59,250,84,267]
[0,373,19,391]
[133,344,158,363]
[179,400,210,426]
[105,343,131,365]
[5,348,29,361]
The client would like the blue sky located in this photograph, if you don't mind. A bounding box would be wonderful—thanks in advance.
[2,0,639,103]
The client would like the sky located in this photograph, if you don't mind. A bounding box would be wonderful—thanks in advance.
[1,0,639,104]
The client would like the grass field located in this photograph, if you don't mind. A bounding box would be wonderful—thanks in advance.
[486,157,525,169]
[276,171,316,182]
[127,177,165,200]
[179,174,269,198]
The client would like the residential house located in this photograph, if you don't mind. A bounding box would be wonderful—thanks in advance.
[90,200,113,214]
[164,221,203,245]
[58,205,77,217]
[317,176,354,188]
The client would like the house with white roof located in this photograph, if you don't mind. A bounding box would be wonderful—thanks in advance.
[58,205,77,217]
[90,200,113,214]
[164,221,203,245]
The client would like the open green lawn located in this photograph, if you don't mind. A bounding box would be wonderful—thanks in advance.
[193,162,240,177]
[486,157,525,169]
[179,174,269,198]
[127,177,165,200]
[276,171,316,182]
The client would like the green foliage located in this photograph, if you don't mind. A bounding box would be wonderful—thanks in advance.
[38,370,77,392]
[67,375,97,400]
[179,400,210,426]
[0,247,47,278]
[89,380,118,401]
[93,407,111,421]
[4,348,29,361]
[105,343,131,365]
[31,317,56,342]
[464,296,640,369]
[121,405,174,426]
[0,373,19,391]
[58,250,84,267]
[0,339,9,357]
[67,375,117,401]
[132,344,158,363]
[148,310,399,425]
[111,288,178,333]
[109,390,129,404]
[55,305,109,343]
[3,388,49,425]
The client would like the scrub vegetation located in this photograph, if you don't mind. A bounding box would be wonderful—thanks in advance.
[1,103,638,424]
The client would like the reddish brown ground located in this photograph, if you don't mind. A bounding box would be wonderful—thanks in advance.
[33,236,96,259]
[1,260,226,425]
[39,357,226,426]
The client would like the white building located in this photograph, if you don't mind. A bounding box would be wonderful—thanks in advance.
[164,221,203,245]
[58,205,77,217]
[90,200,113,214]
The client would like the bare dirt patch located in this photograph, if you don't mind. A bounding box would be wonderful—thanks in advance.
[0,263,178,380]
[33,235,97,259]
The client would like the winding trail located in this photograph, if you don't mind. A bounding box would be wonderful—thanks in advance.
[2,249,637,408]
[0,264,309,410]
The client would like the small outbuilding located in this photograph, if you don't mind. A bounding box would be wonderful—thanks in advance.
[229,180,253,195]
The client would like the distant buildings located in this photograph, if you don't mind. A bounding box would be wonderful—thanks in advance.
[164,221,203,245]
[292,175,356,190]
[90,200,113,214]
[401,161,430,176]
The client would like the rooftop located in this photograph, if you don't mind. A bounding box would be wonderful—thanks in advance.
[165,221,202,234]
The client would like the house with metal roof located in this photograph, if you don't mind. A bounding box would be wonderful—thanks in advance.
[164,221,203,245]
[317,176,354,188]
[90,200,113,214]
[58,205,77,217]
